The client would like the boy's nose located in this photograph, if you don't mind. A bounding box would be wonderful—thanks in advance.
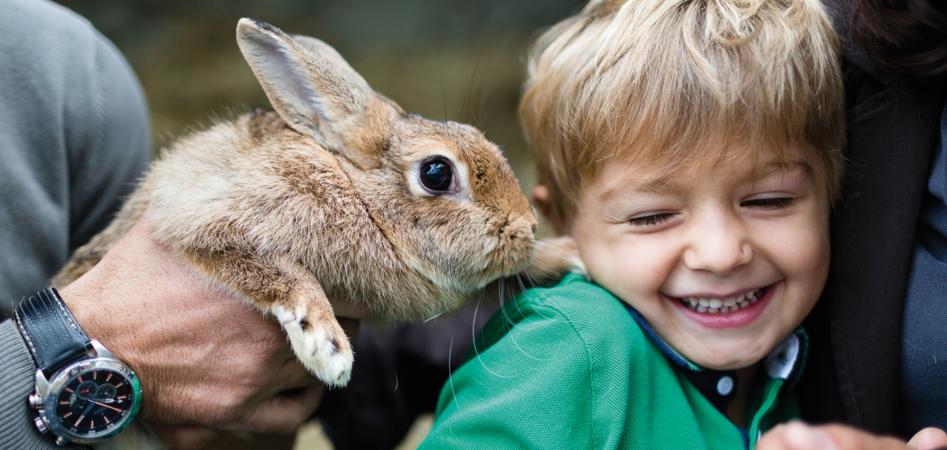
[682,222,753,274]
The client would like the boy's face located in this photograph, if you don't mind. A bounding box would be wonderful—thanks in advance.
[569,143,830,370]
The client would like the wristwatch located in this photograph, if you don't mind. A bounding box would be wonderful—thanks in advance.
[14,288,142,446]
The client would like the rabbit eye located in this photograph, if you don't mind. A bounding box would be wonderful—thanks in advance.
[419,157,454,194]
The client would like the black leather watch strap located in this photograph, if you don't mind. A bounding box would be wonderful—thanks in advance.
[14,288,91,374]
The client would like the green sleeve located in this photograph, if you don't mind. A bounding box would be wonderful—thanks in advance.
[418,297,596,450]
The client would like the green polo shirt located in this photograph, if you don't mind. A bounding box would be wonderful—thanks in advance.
[419,273,805,450]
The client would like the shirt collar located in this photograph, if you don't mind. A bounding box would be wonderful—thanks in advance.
[623,304,809,413]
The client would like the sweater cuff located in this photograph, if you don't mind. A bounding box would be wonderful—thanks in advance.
[0,319,63,449]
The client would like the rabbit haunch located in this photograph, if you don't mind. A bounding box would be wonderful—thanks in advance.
[53,18,536,388]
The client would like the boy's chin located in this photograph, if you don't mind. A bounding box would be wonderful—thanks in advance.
[692,353,765,372]
[681,337,777,372]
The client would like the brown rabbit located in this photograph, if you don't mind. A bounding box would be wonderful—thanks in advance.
[53,18,537,388]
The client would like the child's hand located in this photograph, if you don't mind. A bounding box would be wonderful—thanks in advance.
[758,421,947,450]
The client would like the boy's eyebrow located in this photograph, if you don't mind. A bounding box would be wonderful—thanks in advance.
[598,160,814,202]
[599,175,680,202]
[753,160,815,180]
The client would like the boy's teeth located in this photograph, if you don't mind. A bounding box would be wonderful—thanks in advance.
[679,288,766,314]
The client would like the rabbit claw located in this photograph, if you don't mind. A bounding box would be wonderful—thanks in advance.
[272,304,353,387]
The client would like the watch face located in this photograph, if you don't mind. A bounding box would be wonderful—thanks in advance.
[54,369,135,435]
[43,360,142,443]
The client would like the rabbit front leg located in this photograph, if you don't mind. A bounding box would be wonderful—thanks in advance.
[268,259,354,387]
[182,249,354,386]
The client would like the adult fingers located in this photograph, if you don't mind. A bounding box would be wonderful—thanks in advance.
[273,359,320,392]
[820,423,918,450]
[758,422,839,450]
[907,427,947,450]
[760,421,932,450]
[152,425,298,450]
[151,424,222,450]
[236,385,325,434]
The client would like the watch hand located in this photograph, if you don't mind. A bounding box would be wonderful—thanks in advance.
[88,399,123,413]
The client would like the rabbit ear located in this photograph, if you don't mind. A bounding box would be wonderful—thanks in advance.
[236,18,374,153]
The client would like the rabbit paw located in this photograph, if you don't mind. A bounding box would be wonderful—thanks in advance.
[272,305,353,387]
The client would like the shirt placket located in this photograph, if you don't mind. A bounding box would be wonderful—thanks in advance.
[747,378,785,449]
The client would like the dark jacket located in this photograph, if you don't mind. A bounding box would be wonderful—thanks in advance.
[800,34,947,437]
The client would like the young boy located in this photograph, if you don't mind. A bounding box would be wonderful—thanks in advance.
[419,0,843,448]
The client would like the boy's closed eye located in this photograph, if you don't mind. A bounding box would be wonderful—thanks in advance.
[625,194,797,230]
[627,212,677,228]
[740,165,815,212]
[740,196,796,210]
[622,182,807,230]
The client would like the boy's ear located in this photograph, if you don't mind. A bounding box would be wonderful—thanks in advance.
[531,184,568,235]
[235,18,377,158]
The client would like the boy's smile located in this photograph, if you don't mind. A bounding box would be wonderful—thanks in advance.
[668,284,771,329]
[569,143,831,371]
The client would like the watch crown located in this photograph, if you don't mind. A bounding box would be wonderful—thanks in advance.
[55,436,68,446]
[33,415,48,433]
[28,393,42,409]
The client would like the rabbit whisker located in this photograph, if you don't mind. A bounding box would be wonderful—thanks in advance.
[470,285,516,379]
[423,312,444,323]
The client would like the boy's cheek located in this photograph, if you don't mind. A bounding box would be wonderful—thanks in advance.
[579,240,669,303]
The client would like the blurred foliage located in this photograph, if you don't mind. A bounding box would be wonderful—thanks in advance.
[58,0,584,193]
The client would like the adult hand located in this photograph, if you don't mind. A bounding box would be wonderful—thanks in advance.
[149,424,298,450]
[758,421,947,450]
[59,219,361,435]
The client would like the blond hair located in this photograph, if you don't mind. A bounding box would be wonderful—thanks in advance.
[519,0,845,227]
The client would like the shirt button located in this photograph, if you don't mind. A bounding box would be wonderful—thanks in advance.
[717,375,734,396]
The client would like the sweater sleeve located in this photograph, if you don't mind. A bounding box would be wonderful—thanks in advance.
[0,320,82,449]
[418,297,596,450]
[0,0,150,308]
[0,0,148,448]
[64,16,151,251]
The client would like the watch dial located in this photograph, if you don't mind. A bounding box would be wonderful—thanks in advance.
[54,369,136,435]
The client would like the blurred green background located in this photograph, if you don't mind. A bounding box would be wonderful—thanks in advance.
[55,1,584,447]
[58,0,585,193]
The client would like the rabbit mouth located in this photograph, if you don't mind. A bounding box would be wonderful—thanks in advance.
[488,216,537,273]
[485,241,535,280]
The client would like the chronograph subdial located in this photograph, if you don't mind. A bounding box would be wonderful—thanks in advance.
[54,369,136,435]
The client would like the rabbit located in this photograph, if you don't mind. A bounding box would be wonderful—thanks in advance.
[53,17,539,392]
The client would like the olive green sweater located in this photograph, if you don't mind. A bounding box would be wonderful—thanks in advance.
[420,273,804,450]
